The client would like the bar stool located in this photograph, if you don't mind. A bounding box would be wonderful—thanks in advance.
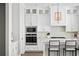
[63,40,76,56]
[48,40,60,56]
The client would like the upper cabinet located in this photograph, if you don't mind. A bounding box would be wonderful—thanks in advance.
[50,4,66,26]
[66,6,79,32]
[25,4,79,32]
[25,8,38,26]
[38,7,50,27]
[37,7,50,32]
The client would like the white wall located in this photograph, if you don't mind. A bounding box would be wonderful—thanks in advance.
[19,4,26,54]
[12,3,20,55]
[12,3,19,41]
[11,3,26,56]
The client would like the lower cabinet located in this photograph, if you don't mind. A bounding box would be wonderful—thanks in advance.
[25,32,48,51]
[25,42,44,51]
[26,46,39,51]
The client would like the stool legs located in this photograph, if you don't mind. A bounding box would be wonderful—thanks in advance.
[63,49,65,56]
[57,51,59,56]
[72,51,74,56]
[75,49,77,56]
[48,48,50,56]
[63,50,76,56]
[48,49,76,56]
[48,50,60,56]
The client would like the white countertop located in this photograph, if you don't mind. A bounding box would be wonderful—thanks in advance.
[42,38,77,43]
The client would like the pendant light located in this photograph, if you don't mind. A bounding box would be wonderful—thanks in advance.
[55,3,61,23]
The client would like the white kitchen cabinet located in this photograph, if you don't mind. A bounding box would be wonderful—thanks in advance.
[38,42,43,50]
[26,32,48,51]
[50,4,66,26]
[31,11,38,26]
[66,6,79,32]
[38,36,48,51]
[25,8,38,26]
[26,45,40,51]
[25,38,43,51]
[38,7,50,32]
[37,32,49,51]
[38,8,50,27]
[25,13,31,26]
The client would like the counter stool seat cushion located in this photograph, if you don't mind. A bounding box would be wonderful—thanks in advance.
[50,48,59,50]
[66,48,75,51]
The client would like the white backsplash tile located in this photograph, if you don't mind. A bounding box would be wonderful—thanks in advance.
[38,26,75,39]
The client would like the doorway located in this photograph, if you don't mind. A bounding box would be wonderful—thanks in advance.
[0,3,5,56]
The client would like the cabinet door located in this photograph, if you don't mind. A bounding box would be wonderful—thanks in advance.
[51,5,66,26]
[25,9,32,26]
[38,42,43,51]
[25,8,38,26]
[38,8,50,32]
[71,14,79,32]
[66,6,79,32]
[38,8,50,27]
[66,14,72,32]
[31,9,37,26]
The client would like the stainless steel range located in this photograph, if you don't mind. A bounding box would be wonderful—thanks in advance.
[26,26,37,45]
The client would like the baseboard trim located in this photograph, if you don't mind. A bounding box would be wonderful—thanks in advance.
[25,51,43,53]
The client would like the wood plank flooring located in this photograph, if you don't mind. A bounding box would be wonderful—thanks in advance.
[21,51,43,56]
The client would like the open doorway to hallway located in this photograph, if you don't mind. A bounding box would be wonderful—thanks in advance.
[0,3,5,56]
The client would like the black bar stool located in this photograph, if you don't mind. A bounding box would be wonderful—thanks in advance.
[48,40,60,56]
[63,40,76,56]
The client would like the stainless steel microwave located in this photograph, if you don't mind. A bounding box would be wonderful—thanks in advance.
[26,26,37,33]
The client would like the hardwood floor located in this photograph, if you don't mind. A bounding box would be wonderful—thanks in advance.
[21,51,43,56]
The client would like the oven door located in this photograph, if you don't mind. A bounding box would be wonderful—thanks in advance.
[26,34,37,45]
